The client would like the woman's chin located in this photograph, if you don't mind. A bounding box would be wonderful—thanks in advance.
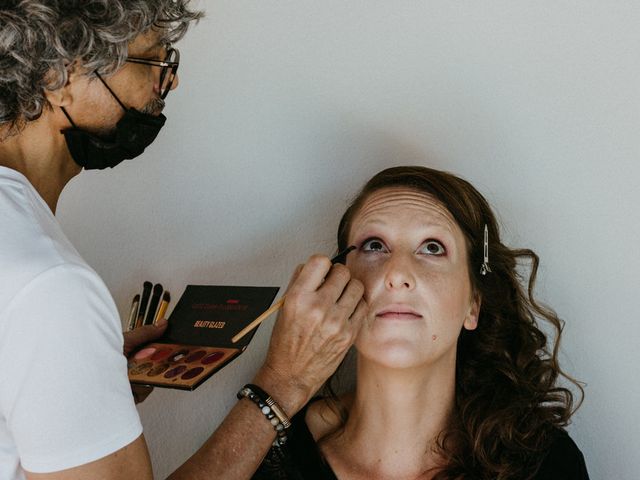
[357,339,437,370]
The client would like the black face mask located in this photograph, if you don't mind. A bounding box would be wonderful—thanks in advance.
[61,73,166,170]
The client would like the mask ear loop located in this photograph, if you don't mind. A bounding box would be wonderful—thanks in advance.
[94,70,128,112]
[480,224,492,276]
[60,70,127,129]
[60,106,78,129]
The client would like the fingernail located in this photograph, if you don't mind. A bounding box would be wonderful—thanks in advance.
[156,318,168,327]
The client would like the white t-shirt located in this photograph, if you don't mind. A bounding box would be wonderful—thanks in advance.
[0,167,142,478]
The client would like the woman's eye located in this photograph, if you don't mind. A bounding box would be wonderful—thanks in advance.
[419,240,445,256]
[361,238,388,253]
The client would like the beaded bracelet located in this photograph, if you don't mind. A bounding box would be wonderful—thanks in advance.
[237,384,291,447]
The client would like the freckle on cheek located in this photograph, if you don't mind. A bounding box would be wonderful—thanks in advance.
[432,335,437,341]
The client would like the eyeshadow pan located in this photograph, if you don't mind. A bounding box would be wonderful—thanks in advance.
[134,347,156,361]
[169,349,190,363]
[181,367,205,380]
[184,350,206,363]
[147,363,171,377]
[201,351,225,365]
[164,365,188,378]
[129,362,153,375]
[151,347,172,361]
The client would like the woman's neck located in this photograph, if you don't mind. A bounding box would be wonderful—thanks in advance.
[323,356,457,479]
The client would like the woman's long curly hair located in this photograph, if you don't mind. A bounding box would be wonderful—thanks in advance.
[326,165,583,479]
[0,0,202,138]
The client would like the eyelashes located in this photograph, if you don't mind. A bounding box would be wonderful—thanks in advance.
[359,237,446,256]
[361,238,388,253]
[419,240,445,255]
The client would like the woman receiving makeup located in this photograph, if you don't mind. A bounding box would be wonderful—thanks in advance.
[252,166,589,479]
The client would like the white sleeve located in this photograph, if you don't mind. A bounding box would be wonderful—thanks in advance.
[0,264,143,473]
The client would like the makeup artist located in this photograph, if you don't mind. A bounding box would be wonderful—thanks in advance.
[0,2,365,480]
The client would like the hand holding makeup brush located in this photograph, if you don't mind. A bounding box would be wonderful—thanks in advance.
[181,254,366,479]
[252,253,367,415]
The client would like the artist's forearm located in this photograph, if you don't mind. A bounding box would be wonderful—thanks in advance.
[166,372,308,480]
[165,253,363,479]
[166,399,274,480]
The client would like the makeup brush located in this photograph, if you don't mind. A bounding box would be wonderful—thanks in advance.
[144,283,164,326]
[126,294,140,331]
[231,245,356,344]
[136,281,153,328]
[154,291,171,325]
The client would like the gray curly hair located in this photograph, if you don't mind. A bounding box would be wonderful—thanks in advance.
[0,0,203,138]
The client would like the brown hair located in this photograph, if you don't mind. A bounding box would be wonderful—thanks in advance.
[328,165,583,479]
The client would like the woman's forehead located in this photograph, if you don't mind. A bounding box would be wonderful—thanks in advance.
[351,187,458,230]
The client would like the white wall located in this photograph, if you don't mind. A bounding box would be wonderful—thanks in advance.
[58,1,639,478]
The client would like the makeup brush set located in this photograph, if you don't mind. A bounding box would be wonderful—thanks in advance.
[126,281,170,330]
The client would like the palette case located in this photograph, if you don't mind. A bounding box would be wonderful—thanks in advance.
[128,285,279,390]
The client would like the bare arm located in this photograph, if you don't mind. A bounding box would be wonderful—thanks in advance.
[23,256,365,480]
[167,372,303,479]
[168,255,366,479]
[25,435,153,480]
[22,312,169,480]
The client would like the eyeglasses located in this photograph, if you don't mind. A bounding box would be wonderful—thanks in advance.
[126,46,180,99]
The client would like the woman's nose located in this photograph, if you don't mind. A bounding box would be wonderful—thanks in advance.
[384,254,416,291]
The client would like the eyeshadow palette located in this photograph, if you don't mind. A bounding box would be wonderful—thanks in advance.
[128,285,279,390]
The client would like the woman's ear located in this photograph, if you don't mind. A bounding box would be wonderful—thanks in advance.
[463,292,481,331]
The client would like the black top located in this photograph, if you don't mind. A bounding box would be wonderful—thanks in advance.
[253,402,589,480]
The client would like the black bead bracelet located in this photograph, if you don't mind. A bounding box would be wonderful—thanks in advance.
[237,384,291,447]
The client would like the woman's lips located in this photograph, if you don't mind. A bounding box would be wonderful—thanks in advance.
[376,305,422,320]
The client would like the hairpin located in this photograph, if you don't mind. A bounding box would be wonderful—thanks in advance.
[480,224,491,275]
